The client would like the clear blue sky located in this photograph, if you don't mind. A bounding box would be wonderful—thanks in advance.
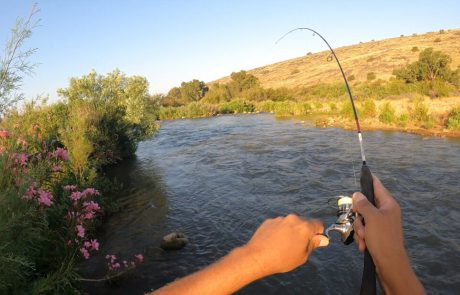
[1,0,459,101]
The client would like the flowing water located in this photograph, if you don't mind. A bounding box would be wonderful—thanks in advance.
[82,114,460,295]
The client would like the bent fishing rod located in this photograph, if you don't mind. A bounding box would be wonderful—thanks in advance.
[276,28,376,295]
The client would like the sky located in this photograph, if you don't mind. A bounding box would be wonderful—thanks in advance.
[1,0,459,101]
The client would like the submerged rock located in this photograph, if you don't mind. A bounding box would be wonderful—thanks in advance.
[160,232,188,250]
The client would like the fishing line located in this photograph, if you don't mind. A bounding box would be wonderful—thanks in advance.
[275,28,377,295]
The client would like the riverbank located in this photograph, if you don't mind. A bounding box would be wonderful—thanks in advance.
[159,96,460,138]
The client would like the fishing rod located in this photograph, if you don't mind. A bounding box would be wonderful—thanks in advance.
[276,28,376,295]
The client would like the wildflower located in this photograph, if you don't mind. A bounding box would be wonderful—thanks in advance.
[80,247,90,259]
[69,191,83,202]
[123,260,129,267]
[82,187,100,197]
[17,135,27,147]
[90,239,99,251]
[37,189,53,207]
[0,145,5,154]
[84,241,92,249]
[76,224,85,238]
[52,147,69,161]
[15,153,28,166]
[113,262,121,269]
[64,185,77,192]
[24,182,37,199]
[51,164,62,172]
[135,254,144,263]
[82,212,95,220]
[83,201,101,212]
[0,130,10,138]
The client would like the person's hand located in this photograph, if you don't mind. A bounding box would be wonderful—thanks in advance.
[242,214,329,277]
[353,175,425,294]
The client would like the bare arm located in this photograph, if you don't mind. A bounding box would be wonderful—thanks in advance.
[353,176,425,295]
[149,214,329,295]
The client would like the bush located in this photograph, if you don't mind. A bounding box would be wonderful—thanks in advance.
[398,113,410,127]
[411,98,430,123]
[412,46,419,52]
[361,99,377,118]
[218,100,254,114]
[379,102,396,124]
[447,107,460,130]
[348,75,355,81]
[367,72,376,81]
[434,38,441,43]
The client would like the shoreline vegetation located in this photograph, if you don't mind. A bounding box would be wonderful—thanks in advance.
[158,96,460,138]
[157,47,460,138]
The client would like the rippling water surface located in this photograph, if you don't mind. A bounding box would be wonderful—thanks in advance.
[83,114,460,294]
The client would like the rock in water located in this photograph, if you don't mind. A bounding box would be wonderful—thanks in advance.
[160,232,188,250]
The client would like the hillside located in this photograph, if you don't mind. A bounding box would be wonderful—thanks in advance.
[215,29,460,89]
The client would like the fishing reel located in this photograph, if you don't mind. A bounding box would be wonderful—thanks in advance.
[325,196,355,245]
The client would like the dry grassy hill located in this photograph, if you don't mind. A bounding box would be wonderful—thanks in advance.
[215,29,460,89]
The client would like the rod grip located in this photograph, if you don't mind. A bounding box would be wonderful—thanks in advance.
[359,164,376,295]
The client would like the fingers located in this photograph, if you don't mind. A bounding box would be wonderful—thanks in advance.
[352,192,379,220]
[353,216,366,252]
[307,234,329,253]
[372,175,397,209]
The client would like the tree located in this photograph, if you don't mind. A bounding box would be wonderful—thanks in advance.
[394,48,459,84]
[229,70,259,94]
[0,4,40,116]
[180,79,208,102]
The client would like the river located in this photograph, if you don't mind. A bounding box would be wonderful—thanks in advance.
[82,114,460,295]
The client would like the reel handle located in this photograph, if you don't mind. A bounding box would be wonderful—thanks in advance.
[360,164,376,295]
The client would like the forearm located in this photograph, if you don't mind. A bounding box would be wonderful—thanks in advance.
[377,249,425,295]
[150,246,263,295]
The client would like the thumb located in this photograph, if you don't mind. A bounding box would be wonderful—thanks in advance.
[353,192,379,219]
[308,234,329,253]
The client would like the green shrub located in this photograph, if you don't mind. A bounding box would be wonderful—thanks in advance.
[412,46,419,52]
[329,102,338,112]
[340,101,356,120]
[379,102,396,124]
[398,113,410,127]
[411,98,430,123]
[447,107,460,130]
[218,100,254,114]
[361,99,377,118]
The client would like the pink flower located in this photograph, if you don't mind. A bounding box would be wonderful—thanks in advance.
[135,254,144,263]
[83,241,91,249]
[90,239,99,251]
[113,262,121,269]
[53,147,69,161]
[24,182,37,199]
[83,201,101,212]
[82,212,95,220]
[15,153,28,166]
[64,185,77,192]
[51,164,61,172]
[76,224,85,238]
[37,189,53,207]
[69,191,83,202]
[0,130,10,138]
[82,188,100,197]
[17,135,27,147]
[123,260,128,267]
[80,247,90,259]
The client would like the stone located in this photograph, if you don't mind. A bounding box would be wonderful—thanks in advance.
[160,232,188,250]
